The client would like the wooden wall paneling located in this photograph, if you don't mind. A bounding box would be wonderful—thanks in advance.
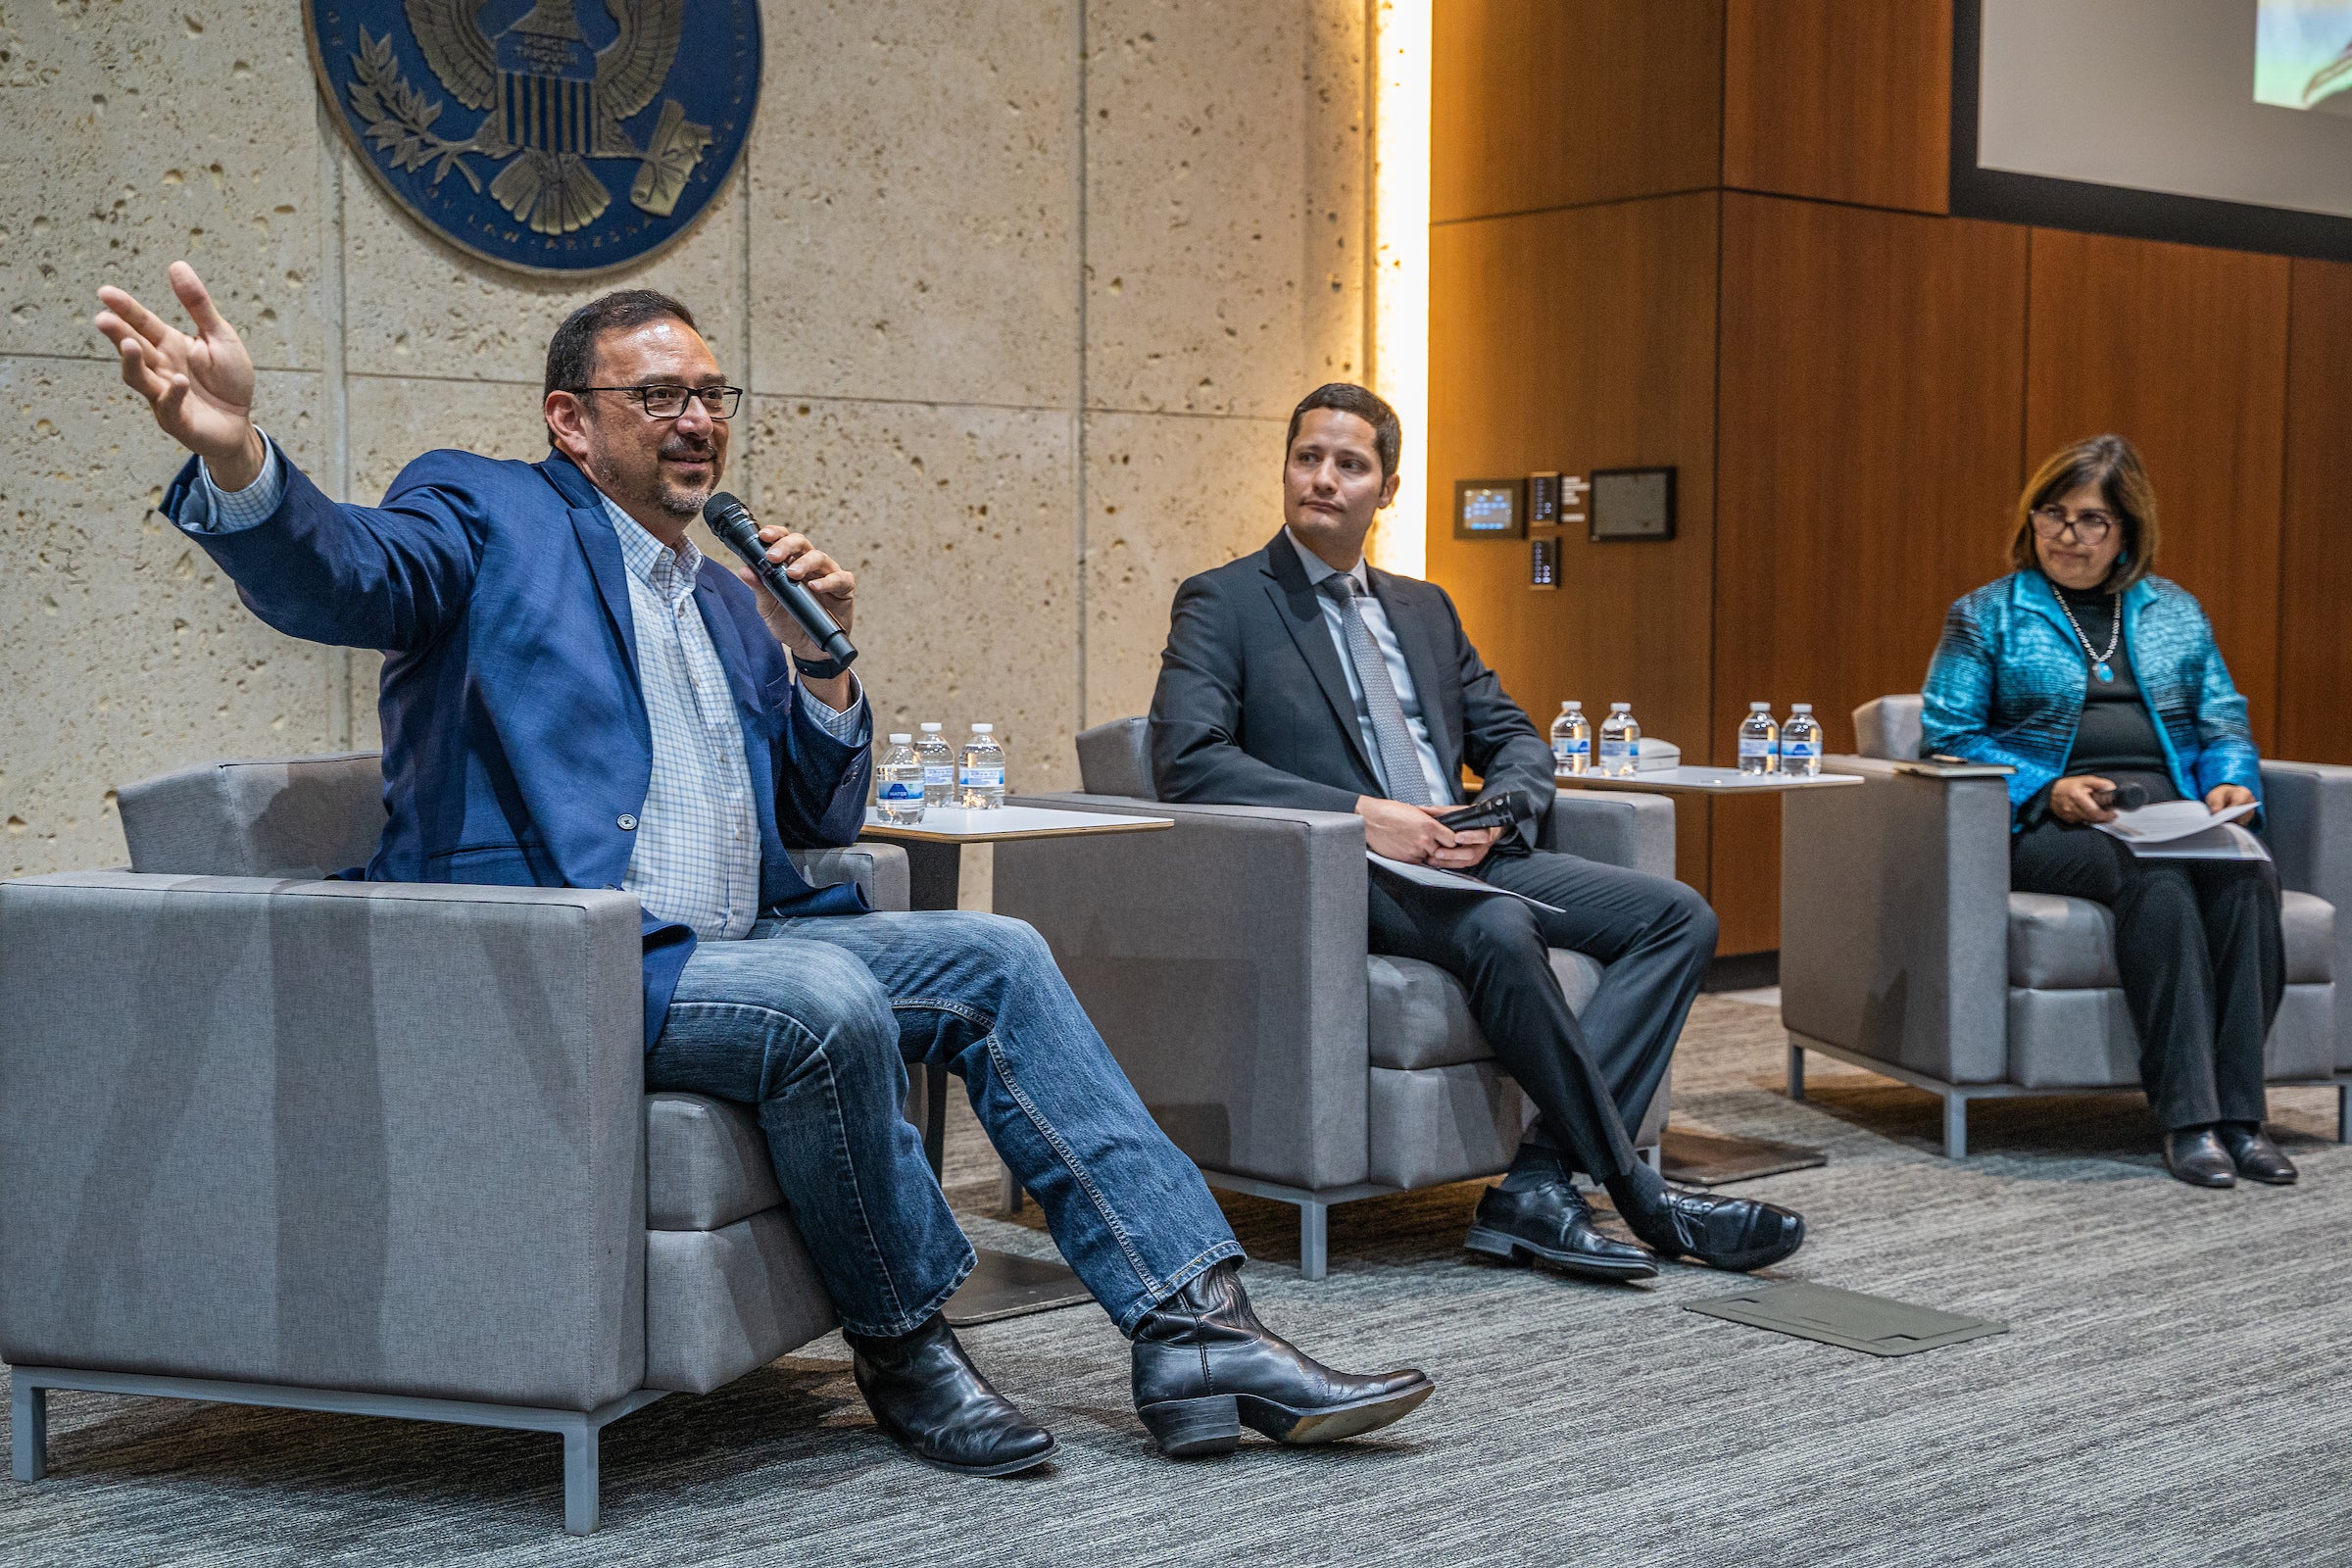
[1711,194,2031,953]
[1721,0,1951,216]
[2025,229,2291,753]
[1432,0,1723,224]
[2278,258,2352,765]
[1427,192,1721,890]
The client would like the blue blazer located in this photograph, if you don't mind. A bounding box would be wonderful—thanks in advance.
[1920,569,2261,827]
[163,448,872,1045]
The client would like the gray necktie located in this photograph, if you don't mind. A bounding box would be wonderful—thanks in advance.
[1319,574,1432,805]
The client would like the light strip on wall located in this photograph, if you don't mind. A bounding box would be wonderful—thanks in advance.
[1368,0,1431,578]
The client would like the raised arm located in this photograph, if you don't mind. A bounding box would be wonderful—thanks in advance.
[95,263,476,651]
[95,261,270,490]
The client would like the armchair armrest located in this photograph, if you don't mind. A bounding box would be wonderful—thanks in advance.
[998,793,1371,1191]
[789,843,909,912]
[1543,788,1675,877]
[2262,760,2352,1068]
[1779,759,2011,1084]
[0,872,646,1412]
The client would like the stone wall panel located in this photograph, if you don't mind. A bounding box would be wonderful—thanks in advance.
[749,0,1079,408]
[1085,0,1347,418]
[338,156,751,385]
[1082,410,1285,727]
[1,357,333,876]
[0,2,325,369]
[749,394,1078,789]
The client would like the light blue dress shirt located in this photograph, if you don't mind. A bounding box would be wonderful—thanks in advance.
[188,438,867,938]
[1284,528,1457,806]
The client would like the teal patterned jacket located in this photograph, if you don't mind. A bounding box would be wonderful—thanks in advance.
[1921,570,2262,828]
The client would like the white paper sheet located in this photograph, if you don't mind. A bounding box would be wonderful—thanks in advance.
[1366,853,1565,912]
[2091,799,2257,846]
[2123,823,2273,862]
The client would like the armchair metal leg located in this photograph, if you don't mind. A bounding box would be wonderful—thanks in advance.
[2339,1082,2349,1145]
[1298,1200,1328,1282]
[11,1382,45,1483]
[1788,1041,1806,1102]
[562,1422,599,1536]
[1943,1094,1969,1159]
[1640,1143,1662,1174]
[1000,1163,1024,1214]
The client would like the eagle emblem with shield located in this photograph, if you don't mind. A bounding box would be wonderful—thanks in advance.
[306,0,761,274]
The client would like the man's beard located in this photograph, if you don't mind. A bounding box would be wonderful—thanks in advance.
[655,435,721,517]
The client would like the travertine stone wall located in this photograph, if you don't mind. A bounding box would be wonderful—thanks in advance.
[1,1,1368,879]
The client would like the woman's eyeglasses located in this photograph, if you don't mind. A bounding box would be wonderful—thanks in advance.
[2030,504,2116,544]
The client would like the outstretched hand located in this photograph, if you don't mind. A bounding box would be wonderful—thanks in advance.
[94,261,266,489]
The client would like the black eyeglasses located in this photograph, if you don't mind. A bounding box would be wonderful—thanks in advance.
[569,383,743,419]
[2031,504,2117,544]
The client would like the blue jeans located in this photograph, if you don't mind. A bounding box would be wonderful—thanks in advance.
[644,910,1242,1339]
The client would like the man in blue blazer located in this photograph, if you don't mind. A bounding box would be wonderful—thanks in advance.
[94,265,1432,1476]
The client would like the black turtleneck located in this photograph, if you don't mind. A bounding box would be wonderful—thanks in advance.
[2053,582,2172,787]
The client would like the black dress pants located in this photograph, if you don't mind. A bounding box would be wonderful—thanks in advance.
[2009,821,2284,1131]
[1366,844,1718,1182]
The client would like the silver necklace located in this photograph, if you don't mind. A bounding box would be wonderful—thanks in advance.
[2054,590,2122,684]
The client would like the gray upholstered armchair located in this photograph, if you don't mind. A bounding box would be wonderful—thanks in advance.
[992,717,1671,1280]
[1781,696,2350,1155]
[0,753,906,1534]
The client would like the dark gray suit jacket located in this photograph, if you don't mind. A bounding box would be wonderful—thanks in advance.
[1148,532,1555,841]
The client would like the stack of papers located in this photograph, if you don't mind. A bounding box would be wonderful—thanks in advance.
[2092,800,2268,861]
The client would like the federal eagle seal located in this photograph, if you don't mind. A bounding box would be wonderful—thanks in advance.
[306,1,760,274]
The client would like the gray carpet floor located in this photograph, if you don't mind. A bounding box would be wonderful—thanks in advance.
[5,997,2349,1567]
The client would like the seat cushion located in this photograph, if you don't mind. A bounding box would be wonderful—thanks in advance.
[647,1093,782,1232]
[644,1209,835,1394]
[2010,890,2333,990]
[1367,949,1605,1070]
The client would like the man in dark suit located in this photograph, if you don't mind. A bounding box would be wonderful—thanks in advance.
[93,269,1432,1477]
[1151,383,1805,1281]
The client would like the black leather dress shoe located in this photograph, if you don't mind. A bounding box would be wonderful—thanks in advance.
[2218,1123,2297,1185]
[1621,1188,1806,1272]
[1131,1262,1434,1457]
[1464,1179,1659,1281]
[2163,1127,2236,1188]
[845,1313,1057,1477]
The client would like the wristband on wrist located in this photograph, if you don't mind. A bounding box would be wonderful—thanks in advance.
[795,654,852,683]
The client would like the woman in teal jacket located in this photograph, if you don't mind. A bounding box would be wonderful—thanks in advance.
[1922,435,2292,1190]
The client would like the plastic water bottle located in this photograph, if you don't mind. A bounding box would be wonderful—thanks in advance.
[1780,704,1822,778]
[1550,701,1592,776]
[1598,703,1640,778]
[915,722,956,808]
[877,734,925,824]
[958,723,1006,808]
[1739,702,1780,776]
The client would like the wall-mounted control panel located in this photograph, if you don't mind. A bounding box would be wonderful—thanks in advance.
[1588,466,1676,542]
[1455,467,1674,583]
[1452,477,1526,540]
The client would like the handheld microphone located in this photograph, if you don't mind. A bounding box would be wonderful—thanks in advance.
[2094,782,2149,811]
[702,492,858,671]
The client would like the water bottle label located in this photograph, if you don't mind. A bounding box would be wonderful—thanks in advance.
[1599,740,1631,760]
[879,779,923,804]
[922,764,956,786]
[959,766,1005,789]
[1552,737,1590,761]
[1738,738,1774,759]
[1782,740,1817,757]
